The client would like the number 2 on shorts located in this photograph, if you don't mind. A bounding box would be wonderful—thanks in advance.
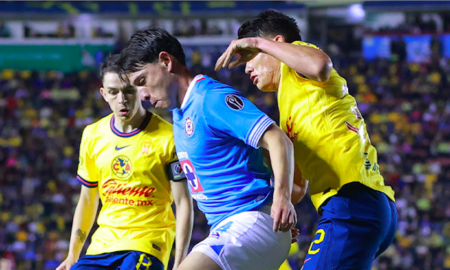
[308,229,325,255]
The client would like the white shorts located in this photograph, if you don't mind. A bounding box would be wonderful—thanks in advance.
[192,206,291,270]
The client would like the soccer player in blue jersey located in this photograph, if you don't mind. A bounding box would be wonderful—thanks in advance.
[118,27,297,270]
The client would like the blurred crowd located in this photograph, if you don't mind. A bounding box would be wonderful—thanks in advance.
[0,44,450,270]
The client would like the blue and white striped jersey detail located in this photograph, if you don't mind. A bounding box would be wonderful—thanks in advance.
[172,75,274,228]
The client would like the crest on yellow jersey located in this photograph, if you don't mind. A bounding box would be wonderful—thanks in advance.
[111,155,132,179]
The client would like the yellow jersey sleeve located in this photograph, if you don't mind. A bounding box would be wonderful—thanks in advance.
[77,126,98,188]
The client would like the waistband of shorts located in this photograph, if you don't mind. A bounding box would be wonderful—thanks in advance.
[257,204,272,215]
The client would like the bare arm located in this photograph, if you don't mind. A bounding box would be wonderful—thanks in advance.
[257,38,332,82]
[170,180,193,270]
[258,123,296,232]
[215,37,332,82]
[56,186,99,270]
[292,164,308,204]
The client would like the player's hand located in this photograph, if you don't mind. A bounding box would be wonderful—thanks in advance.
[291,228,299,243]
[215,38,261,71]
[56,256,77,270]
[271,193,297,232]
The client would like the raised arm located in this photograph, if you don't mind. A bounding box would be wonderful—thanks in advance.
[170,180,193,270]
[215,37,332,82]
[56,186,99,270]
[258,123,297,232]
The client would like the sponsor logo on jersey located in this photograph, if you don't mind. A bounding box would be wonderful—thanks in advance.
[225,94,244,110]
[102,179,155,206]
[286,116,298,141]
[185,117,194,137]
[177,152,188,159]
[111,155,132,178]
[180,160,204,193]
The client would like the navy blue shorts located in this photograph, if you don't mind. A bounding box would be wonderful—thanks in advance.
[71,251,164,270]
[302,183,398,270]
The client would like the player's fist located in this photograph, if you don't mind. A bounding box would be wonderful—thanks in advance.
[271,192,297,232]
[56,256,77,270]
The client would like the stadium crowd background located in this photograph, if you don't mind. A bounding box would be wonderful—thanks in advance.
[1,1,450,270]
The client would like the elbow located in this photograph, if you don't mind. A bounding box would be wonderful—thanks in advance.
[291,184,307,204]
[315,57,332,82]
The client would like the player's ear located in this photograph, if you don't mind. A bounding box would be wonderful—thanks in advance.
[158,51,173,72]
[273,35,285,43]
[100,87,108,102]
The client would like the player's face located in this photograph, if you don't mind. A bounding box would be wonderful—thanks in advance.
[127,63,178,110]
[100,72,141,121]
[245,52,281,93]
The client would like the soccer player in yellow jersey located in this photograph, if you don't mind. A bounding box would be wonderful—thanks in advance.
[216,10,398,270]
[56,55,193,270]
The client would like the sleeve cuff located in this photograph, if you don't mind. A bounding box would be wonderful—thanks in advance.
[77,175,98,188]
[246,115,275,149]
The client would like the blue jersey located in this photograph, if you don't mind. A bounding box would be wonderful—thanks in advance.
[172,75,274,228]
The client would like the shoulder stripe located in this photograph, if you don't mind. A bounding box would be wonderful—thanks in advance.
[247,115,274,148]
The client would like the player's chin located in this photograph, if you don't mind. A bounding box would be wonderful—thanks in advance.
[258,84,277,93]
[158,100,175,110]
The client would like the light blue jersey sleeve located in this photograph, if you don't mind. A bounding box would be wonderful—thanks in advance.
[203,88,274,148]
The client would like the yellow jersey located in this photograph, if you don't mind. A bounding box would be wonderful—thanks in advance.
[77,112,184,266]
[278,41,395,211]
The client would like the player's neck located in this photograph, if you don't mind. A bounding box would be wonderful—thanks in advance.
[176,67,195,108]
[114,107,148,133]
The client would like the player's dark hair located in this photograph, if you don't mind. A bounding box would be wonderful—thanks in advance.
[238,10,302,43]
[118,27,186,77]
[99,54,121,82]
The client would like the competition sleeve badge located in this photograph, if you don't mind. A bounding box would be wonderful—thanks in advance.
[225,94,244,110]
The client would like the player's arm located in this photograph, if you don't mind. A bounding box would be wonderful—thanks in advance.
[170,179,193,270]
[263,149,307,204]
[258,123,297,232]
[56,186,99,270]
[292,164,308,204]
[215,37,332,82]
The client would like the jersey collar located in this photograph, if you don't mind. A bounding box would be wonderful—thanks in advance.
[180,74,205,109]
[110,111,152,138]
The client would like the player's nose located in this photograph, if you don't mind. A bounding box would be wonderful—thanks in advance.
[138,87,151,101]
[245,62,253,74]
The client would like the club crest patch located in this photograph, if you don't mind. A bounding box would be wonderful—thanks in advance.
[185,117,194,137]
[225,94,244,111]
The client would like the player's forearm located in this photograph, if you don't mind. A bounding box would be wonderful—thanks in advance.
[173,197,194,269]
[257,38,332,82]
[68,191,99,260]
[259,125,295,199]
[270,137,294,200]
